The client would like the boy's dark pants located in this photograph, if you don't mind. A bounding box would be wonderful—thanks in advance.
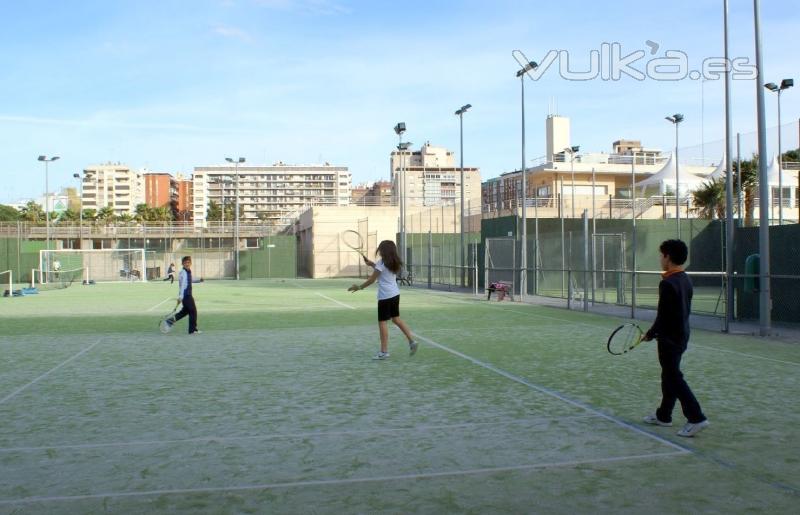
[173,296,198,334]
[656,340,706,424]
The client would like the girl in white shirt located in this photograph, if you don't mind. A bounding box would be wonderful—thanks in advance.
[348,240,417,360]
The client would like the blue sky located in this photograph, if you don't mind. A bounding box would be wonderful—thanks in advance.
[2,0,798,203]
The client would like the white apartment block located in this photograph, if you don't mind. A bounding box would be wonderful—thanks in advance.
[81,163,145,216]
[192,163,351,225]
[389,142,481,207]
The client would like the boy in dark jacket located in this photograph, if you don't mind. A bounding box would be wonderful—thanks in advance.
[642,239,709,437]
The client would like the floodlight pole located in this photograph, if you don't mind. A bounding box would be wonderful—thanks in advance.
[665,115,683,239]
[516,59,538,298]
[73,173,83,245]
[455,104,471,287]
[38,155,60,254]
[226,157,245,280]
[765,80,793,224]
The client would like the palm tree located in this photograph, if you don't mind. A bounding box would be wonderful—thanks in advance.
[733,155,758,227]
[691,179,725,219]
[96,206,115,223]
[59,208,80,222]
[116,213,134,223]
[82,208,97,222]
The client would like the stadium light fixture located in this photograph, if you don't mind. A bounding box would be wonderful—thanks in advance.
[764,79,794,224]
[225,157,246,280]
[455,103,471,287]
[665,114,684,238]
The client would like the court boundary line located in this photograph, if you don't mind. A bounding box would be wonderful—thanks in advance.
[146,297,175,312]
[0,338,102,405]
[414,333,691,454]
[412,291,800,367]
[0,415,598,453]
[0,450,686,505]
[315,292,356,310]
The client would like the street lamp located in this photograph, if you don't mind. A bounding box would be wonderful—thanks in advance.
[665,114,684,238]
[394,122,408,264]
[38,155,60,254]
[455,103,471,287]
[72,172,83,245]
[516,58,538,298]
[765,79,794,224]
[225,157,245,280]
[564,145,580,218]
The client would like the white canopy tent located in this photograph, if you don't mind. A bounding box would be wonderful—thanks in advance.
[707,155,727,180]
[767,155,799,186]
[635,153,707,196]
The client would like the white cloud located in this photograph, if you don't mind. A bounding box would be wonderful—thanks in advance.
[212,25,253,42]
[252,0,350,15]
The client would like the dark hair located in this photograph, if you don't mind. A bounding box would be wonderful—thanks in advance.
[376,240,403,274]
[659,239,688,265]
[182,256,192,264]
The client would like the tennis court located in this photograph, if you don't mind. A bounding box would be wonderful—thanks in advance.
[1,279,798,513]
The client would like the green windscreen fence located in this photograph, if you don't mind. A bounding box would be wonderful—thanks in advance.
[238,235,297,279]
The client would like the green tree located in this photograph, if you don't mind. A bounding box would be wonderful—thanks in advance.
[691,179,725,220]
[134,203,149,222]
[19,201,45,222]
[0,204,20,221]
[733,155,759,227]
[116,213,134,222]
[207,200,222,221]
[96,206,116,222]
[82,208,97,222]
[59,208,80,222]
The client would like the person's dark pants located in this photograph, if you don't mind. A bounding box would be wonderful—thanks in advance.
[163,274,174,284]
[173,295,198,334]
[656,340,706,424]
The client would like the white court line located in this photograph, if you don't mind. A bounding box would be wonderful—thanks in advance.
[0,338,102,405]
[691,345,800,367]
[426,293,800,367]
[414,333,691,454]
[315,292,356,310]
[146,297,174,312]
[0,450,686,505]
[0,415,596,453]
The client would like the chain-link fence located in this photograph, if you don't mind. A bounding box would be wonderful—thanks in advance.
[482,215,800,325]
[0,222,296,285]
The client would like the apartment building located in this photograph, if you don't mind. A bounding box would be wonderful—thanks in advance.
[191,163,351,225]
[389,142,481,207]
[143,172,178,209]
[81,163,144,216]
[351,181,394,206]
[176,174,193,221]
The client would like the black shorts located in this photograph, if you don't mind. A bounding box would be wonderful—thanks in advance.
[377,295,400,321]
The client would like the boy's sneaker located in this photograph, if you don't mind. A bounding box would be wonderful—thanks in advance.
[677,420,709,437]
[643,414,672,427]
[190,330,203,335]
[372,351,390,360]
[409,340,418,356]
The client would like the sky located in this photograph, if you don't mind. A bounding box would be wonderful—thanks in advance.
[1,0,798,203]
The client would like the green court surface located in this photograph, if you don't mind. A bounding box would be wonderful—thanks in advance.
[1,280,798,514]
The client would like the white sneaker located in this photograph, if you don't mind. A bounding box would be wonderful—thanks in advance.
[677,420,709,437]
[372,351,390,360]
[409,340,418,356]
[643,414,672,427]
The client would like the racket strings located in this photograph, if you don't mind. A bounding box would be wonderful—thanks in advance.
[609,324,642,354]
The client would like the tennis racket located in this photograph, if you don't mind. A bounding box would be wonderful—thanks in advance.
[159,303,180,334]
[342,230,367,260]
[607,323,645,355]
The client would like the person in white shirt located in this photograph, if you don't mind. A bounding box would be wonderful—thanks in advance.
[348,240,417,360]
